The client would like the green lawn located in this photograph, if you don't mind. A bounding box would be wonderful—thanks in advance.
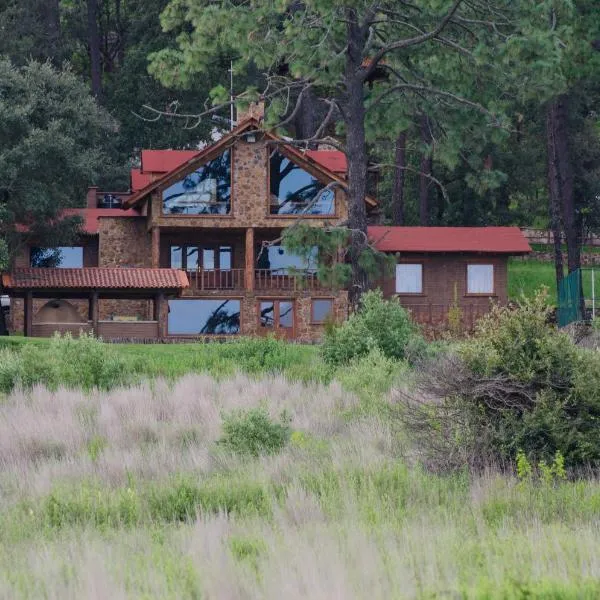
[509,258,600,306]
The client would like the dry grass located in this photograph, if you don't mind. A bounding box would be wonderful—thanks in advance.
[1,373,600,599]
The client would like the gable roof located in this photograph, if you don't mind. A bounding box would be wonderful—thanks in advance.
[130,168,154,192]
[122,118,376,209]
[2,267,189,291]
[368,226,531,254]
[141,150,200,174]
[306,150,347,174]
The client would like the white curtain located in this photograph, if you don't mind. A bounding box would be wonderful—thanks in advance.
[467,264,494,294]
[396,264,423,294]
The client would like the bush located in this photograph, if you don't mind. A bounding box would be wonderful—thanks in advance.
[400,290,600,470]
[218,407,291,457]
[0,332,134,392]
[322,290,423,365]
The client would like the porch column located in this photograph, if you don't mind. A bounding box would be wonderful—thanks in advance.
[88,291,99,336]
[151,226,160,268]
[155,292,166,339]
[245,227,254,292]
[23,291,33,337]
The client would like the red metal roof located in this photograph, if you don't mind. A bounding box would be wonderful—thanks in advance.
[63,208,141,235]
[306,150,347,174]
[130,168,154,191]
[141,150,199,174]
[368,226,531,254]
[2,268,189,290]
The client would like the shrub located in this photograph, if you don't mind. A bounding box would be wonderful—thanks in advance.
[400,290,600,470]
[0,332,134,392]
[322,290,423,365]
[218,407,291,457]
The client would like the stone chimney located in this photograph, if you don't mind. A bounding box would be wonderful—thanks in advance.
[86,186,99,208]
[237,100,265,124]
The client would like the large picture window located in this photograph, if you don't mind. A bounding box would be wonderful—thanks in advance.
[256,244,317,274]
[395,264,423,294]
[467,264,494,294]
[162,150,231,215]
[269,151,335,215]
[168,299,240,335]
[30,247,84,268]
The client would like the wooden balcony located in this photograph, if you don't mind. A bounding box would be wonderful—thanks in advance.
[186,268,328,292]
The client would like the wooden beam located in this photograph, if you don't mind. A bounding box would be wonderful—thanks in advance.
[24,291,33,337]
[89,291,99,336]
[155,292,166,338]
[245,227,254,292]
[151,226,160,268]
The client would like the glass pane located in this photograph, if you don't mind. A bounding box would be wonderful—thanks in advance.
[260,302,275,328]
[269,152,335,215]
[162,150,231,215]
[279,302,294,328]
[219,246,232,271]
[30,247,83,268]
[256,245,317,274]
[203,248,215,270]
[170,246,183,269]
[312,299,333,322]
[168,299,240,335]
[467,265,494,294]
[186,247,199,270]
[395,264,423,294]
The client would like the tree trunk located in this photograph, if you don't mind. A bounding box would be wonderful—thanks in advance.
[546,101,565,292]
[87,0,102,99]
[344,14,369,310]
[392,130,407,225]
[419,114,433,226]
[294,87,320,143]
[41,0,61,63]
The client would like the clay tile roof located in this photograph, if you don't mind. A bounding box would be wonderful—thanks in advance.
[141,150,199,173]
[2,268,189,290]
[306,150,347,174]
[368,226,531,254]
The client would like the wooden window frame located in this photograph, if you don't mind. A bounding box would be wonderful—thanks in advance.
[257,298,296,330]
[395,262,425,296]
[166,297,243,337]
[465,263,496,297]
[170,244,234,271]
[311,298,335,324]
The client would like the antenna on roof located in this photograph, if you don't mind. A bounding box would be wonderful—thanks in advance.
[229,60,235,131]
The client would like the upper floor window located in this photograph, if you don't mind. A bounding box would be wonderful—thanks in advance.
[30,247,84,268]
[396,263,423,294]
[162,150,231,215]
[269,151,335,216]
[170,244,233,271]
[467,264,494,294]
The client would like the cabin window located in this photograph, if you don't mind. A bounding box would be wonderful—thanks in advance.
[170,245,233,271]
[395,264,423,294]
[312,299,334,323]
[167,299,240,335]
[162,150,231,215]
[30,247,84,268]
[467,264,494,294]
[256,244,318,274]
[269,151,335,215]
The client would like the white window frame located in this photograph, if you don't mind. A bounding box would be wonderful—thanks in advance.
[395,263,423,294]
[467,264,495,295]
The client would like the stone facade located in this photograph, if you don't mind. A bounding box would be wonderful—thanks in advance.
[98,217,151,267]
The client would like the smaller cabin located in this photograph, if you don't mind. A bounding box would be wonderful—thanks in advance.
[369,226,531,331]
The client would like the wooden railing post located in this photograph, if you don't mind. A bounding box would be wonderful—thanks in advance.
[245,228,254,292]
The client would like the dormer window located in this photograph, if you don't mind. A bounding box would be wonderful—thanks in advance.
[162,150,231,215]
[269,151,335,216]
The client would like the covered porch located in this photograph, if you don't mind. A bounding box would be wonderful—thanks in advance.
[2,267,189,341]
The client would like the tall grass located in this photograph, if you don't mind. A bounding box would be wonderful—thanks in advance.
[1,370,600,598]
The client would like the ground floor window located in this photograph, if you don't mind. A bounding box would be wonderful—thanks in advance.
[395,263,423,294]
[168,299,240,335]
[312,299,334,323]
[259,300,294,331]
[467,264,494,294]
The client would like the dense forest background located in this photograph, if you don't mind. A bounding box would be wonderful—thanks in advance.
[1,1,599,243]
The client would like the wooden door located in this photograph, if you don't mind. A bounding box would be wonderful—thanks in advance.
[258,300,295,339]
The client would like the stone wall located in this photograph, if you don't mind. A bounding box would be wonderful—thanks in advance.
[98,217,151,267]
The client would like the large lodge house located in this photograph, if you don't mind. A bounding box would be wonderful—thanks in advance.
[2,107,530,342]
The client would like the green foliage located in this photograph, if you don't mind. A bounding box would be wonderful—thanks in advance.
[0,332,133,392]
[218,407,291,458]
[322,290,423,365]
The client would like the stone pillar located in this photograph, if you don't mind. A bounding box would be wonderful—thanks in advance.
[89,291,99,335]
[151,226,160,268]
[245,227,254,292]
[24,291,33,337]
[155,293,166,338]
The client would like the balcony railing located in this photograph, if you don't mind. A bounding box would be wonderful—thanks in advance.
[188,268,245,290]
[185,268,328,292]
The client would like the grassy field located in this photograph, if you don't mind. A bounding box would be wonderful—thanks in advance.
[0,338,599,598]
